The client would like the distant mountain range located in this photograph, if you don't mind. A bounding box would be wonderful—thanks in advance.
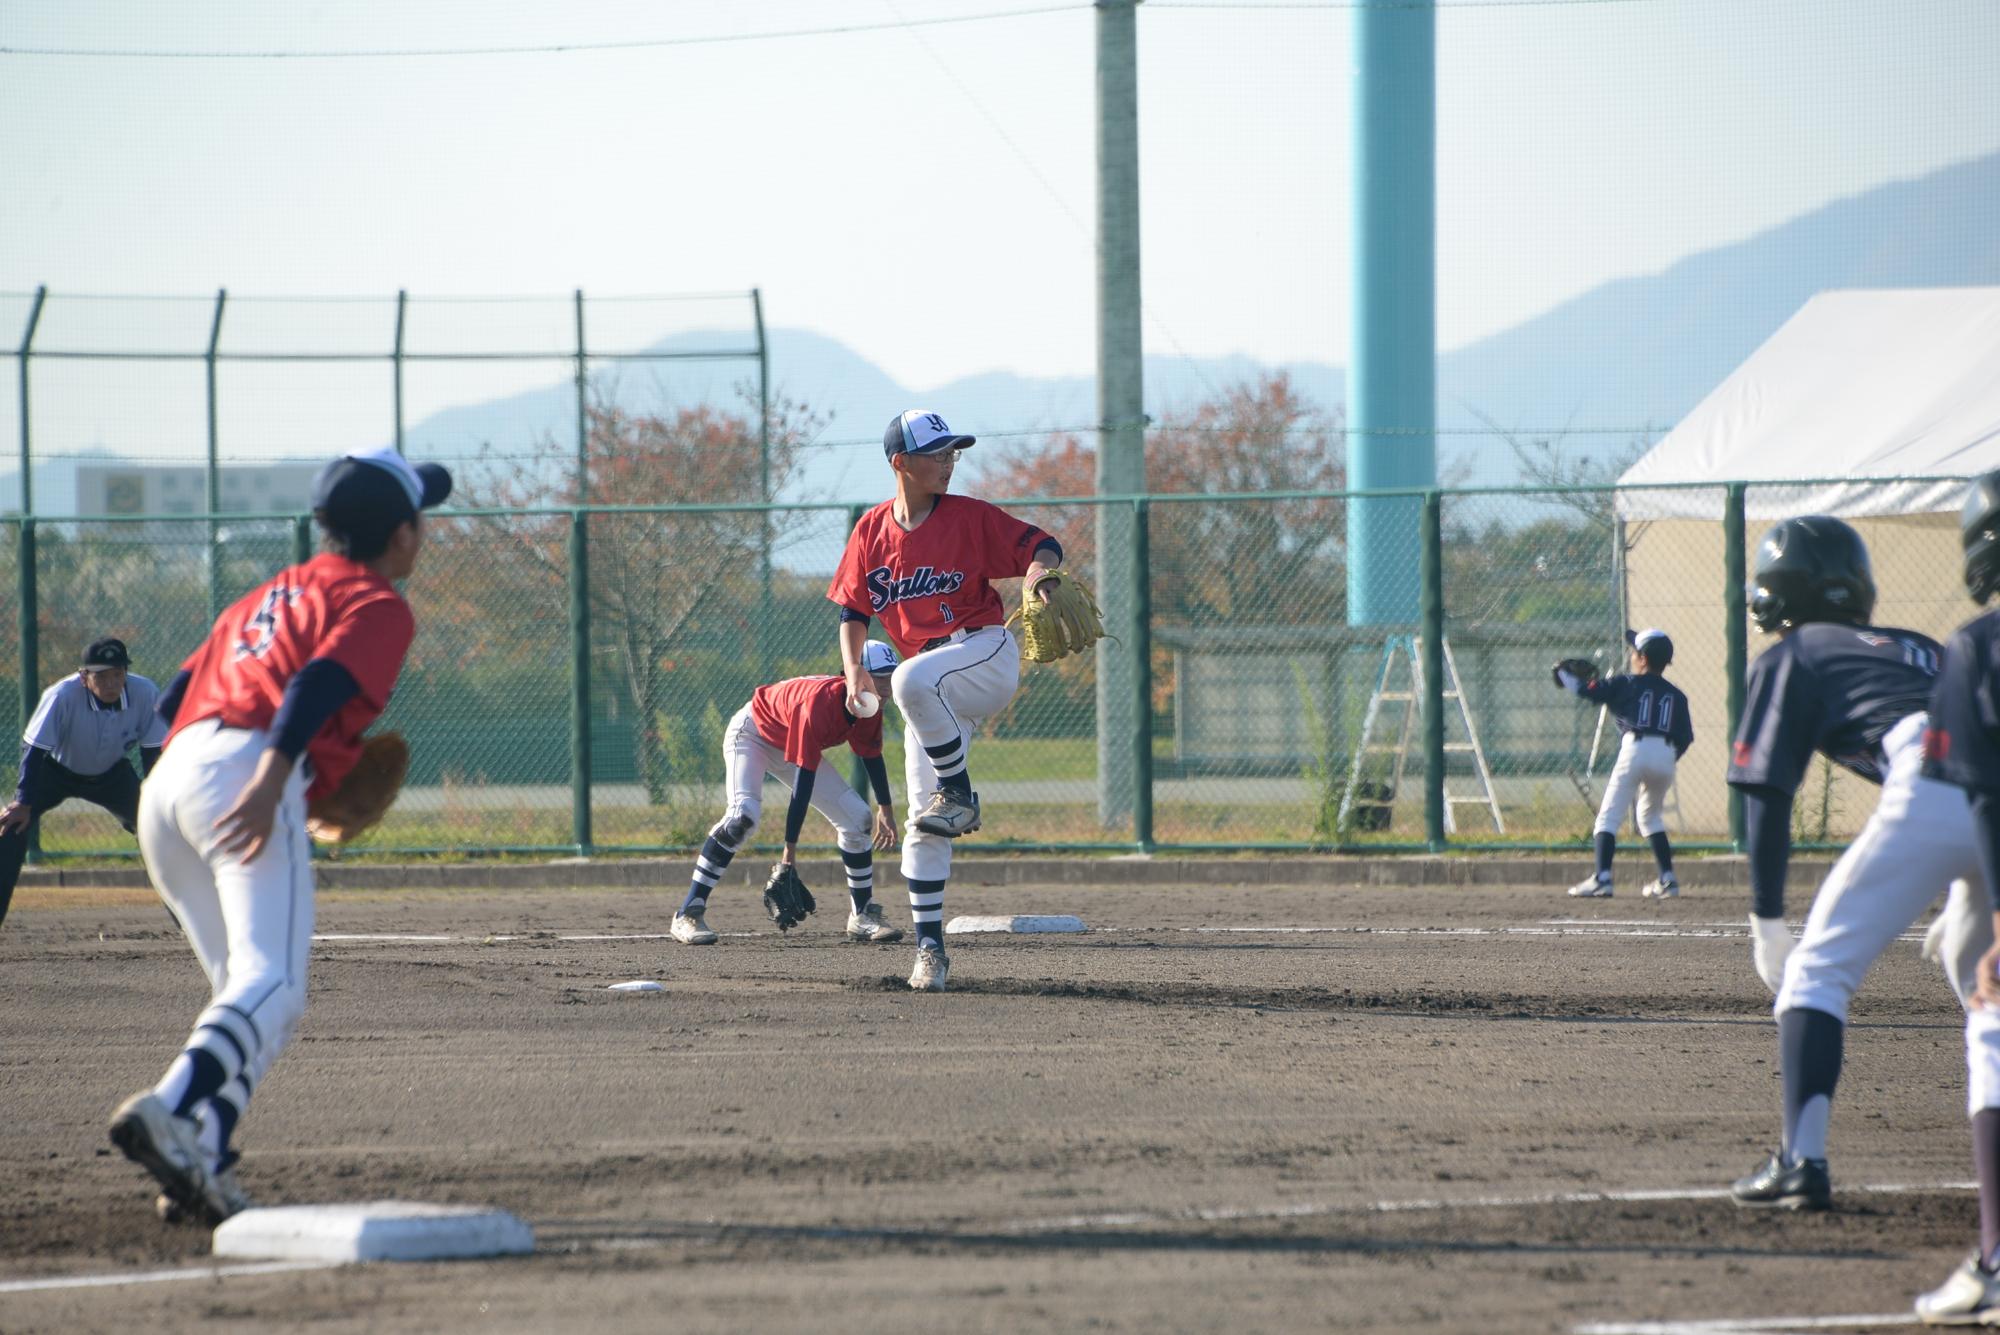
[11,149,2000,512]
[398,149,2000,500]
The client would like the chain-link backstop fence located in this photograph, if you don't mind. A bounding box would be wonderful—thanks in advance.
[0,478,1976,861]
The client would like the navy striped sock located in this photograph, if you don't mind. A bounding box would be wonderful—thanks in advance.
[842,847,874,912]
[907,877,946,948]
[163,1048,228,1119]
[923,738,971,796]
[683,833,740,914]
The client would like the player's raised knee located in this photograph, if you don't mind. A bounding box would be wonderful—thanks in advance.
[889,658,921,706]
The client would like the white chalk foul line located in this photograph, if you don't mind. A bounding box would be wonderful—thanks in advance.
[1172,925,1929,944]
[0,1259,340,1295]
[999,1179,1974,1234]
[312,932,680,943]
[305,925,1927,945]
[1575,1315,1915,1334]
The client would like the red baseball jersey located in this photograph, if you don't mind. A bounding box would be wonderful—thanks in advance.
[827,495,1050,659]
[168,554,417,799]
[749,676,884,771]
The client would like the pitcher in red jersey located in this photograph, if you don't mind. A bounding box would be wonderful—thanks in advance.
[107,445,449,1226]
[828,410,1064,992]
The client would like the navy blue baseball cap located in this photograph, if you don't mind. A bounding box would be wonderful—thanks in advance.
[883,410,976,462]
[1626,627,1673,666]
[312,445,452,537]
[81,637,130,670]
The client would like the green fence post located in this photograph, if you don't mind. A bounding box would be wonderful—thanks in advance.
[573,290,588,503]
[392,289,407,453]
[16,290,43,864]
[570,510,593,855]
[204,288,228,621]
[753,289,774,681]
[845,503,871,801]
[17,285,44,517]
[1131,498,1153,851]
[1420,491,1446,851]
[292,514,312,566]
[1725,483,1747,851]
[18,518,37,864]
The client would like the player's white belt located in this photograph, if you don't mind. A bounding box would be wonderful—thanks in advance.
[917,623,1007,654]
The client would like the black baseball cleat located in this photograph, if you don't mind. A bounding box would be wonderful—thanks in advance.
[1730,1151,1831,1210]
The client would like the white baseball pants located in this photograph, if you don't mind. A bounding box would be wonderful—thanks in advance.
[717,704,873,852]
[1593,733,1676,838]
[138,719,315,1091]
[1776,712,2000,1112]
[892,624,1021,882]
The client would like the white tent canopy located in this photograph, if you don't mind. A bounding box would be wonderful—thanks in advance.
[1615,287,2000,521]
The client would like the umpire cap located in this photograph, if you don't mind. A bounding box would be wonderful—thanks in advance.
[81,637,130,670]
[1625,627,1673,668]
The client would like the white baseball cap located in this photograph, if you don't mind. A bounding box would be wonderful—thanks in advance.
[883,410,976,460]
[861,640,899,675]
[1626,627,1674,664]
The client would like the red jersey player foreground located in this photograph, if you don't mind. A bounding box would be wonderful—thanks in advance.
[828,410,1063,992]
[670,640,903,945]
[108,444,450,1226]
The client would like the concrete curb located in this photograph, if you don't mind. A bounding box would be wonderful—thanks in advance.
[19,852,1835,894]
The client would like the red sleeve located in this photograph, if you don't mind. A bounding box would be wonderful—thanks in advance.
[827,517,876,615]
[316,590,415,711]
[982,501,1050,580]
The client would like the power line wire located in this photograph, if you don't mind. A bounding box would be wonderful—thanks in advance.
[0,0,1672,59]
[0,4,1089,60]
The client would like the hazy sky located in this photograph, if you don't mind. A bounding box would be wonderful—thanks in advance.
[4,0,1996,394]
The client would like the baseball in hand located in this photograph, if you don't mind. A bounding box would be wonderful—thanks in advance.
[850,691,880,718]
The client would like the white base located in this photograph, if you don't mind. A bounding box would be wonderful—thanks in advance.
[212,1202,535,1262]
[945,914,1087,935]
[607,979,665,992]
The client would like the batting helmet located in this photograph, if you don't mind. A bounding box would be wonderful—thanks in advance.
[1962,471,2000,605]
[1748,515,1876,633]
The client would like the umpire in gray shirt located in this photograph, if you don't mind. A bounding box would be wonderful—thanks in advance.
[0,638,169,927]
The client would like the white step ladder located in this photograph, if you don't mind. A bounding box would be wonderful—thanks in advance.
[1337,634,1504,836]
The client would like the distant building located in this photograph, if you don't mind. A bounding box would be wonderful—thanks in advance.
[75,461,320,517]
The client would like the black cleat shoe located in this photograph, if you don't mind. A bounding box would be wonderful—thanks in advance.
[1730,1151,1831,1210]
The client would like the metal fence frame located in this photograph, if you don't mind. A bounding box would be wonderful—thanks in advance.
[7,287,770,835]
[3,472,1977,861]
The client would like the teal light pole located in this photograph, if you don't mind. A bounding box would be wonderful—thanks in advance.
[1347,0,1435,627]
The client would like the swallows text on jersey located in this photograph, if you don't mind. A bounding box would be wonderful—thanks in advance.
[865,565,966,612]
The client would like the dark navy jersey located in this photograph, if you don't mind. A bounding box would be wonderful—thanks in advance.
[1580,672,1693,757]
[1727,621,1942,795]
[1922,611,2000,795]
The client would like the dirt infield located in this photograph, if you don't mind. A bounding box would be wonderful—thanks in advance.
[0,878,1982,1333]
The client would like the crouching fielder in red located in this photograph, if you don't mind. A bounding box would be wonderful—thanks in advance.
[108,445,449,1224]
[828,410,1063,992]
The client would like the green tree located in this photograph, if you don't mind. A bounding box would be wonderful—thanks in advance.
[440,391,825,802]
